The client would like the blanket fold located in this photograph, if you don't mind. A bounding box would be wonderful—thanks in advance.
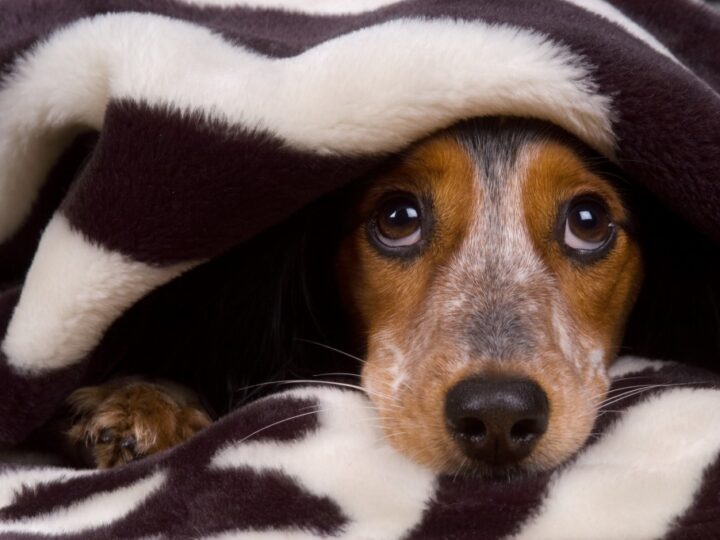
[1,359,720,539]
[0,0,719,538]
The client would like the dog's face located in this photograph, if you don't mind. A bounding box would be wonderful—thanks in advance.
[337,119,643,474]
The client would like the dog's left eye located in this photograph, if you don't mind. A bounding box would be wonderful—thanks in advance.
[563,197,614,252]
[373,194,423,248]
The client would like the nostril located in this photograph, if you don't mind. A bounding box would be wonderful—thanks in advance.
[510,418,545,443]
[445,376,549,465]
[454,417,487,439]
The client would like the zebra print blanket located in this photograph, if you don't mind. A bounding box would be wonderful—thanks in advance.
[1,0,719,538]
[1,358,720,538]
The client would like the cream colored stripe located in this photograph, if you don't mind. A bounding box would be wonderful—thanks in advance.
[514,388,720,540]
[2,215,196,372]
[0,471,166,535]
[173,0,402,14]
[0,13,614,242]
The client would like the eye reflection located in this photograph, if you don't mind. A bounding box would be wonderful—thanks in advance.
[563,197,614,252]
[374,194,423,248]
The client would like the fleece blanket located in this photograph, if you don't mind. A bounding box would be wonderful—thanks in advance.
[1,358,720,539]
[0,0,719,538]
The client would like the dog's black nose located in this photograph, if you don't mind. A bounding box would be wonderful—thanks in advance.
[445,377,548,466]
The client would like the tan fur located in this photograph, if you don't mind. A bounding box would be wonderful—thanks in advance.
[336,135,477,342]
[337,136,643,474]
[523,142,643,352]
[66,127,642,474]
[66,377,211,469]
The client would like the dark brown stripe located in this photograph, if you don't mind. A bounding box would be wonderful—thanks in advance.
[62,100,379,264]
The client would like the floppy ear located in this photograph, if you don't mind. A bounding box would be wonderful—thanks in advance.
[622,191,720,369]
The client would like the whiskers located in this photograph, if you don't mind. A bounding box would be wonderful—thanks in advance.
[313,372,362,379]
[233,392,404,450]
[236,407,328,445]
[297,338,367,365]
[226,338,418,458]
[600,381,705,410]
[232,376,403,412]
[578,380,707,427]
[229,339,365,402]
[231,338,408,409]
[228,339,445,471]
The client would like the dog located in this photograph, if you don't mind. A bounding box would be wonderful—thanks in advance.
[63,117,645,473]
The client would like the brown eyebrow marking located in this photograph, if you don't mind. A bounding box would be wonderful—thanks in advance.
[336,134,478,339]
[338,118,644,475]
[523,141,643,361]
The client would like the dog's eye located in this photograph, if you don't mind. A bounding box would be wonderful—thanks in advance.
[374,195,423,248]
[563,197,614,252]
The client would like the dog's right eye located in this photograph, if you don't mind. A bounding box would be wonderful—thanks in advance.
[564,198,613,248]
[373,194,423,249]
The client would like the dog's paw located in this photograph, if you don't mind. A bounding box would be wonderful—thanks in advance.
[66,377,212,469]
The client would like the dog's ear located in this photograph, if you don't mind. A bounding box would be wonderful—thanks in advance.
[622,192,720,369]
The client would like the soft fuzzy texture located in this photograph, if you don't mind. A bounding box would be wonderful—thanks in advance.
[0,0,719,538]
[1,359,720,539]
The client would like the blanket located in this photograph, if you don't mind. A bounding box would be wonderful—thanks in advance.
[0,0,719,538]
[1,358,720,539]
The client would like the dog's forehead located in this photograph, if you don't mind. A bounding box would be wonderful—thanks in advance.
[426,122,569,356]
[447,122,545,270]
[453,119,540,198]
